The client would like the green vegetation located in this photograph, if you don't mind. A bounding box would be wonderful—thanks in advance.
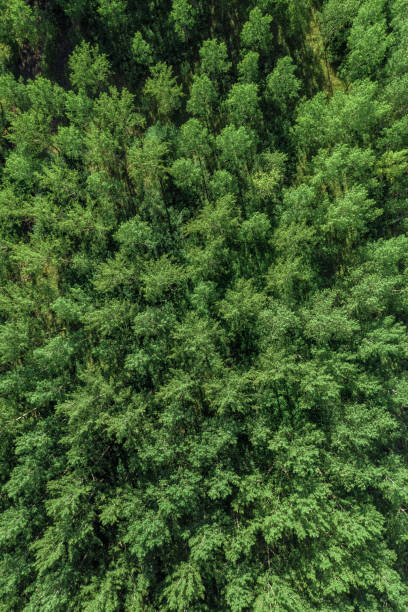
[1,1,408,609]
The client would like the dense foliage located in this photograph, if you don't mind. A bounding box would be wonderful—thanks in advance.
[1,1,408,609]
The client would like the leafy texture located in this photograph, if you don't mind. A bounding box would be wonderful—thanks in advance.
[0,1,408,610]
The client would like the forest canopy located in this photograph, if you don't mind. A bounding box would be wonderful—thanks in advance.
[1,0,408,610]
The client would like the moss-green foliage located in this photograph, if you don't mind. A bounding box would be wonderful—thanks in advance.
[1,1,408,610]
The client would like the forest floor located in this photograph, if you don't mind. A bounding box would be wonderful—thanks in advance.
[307,8,344,95]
